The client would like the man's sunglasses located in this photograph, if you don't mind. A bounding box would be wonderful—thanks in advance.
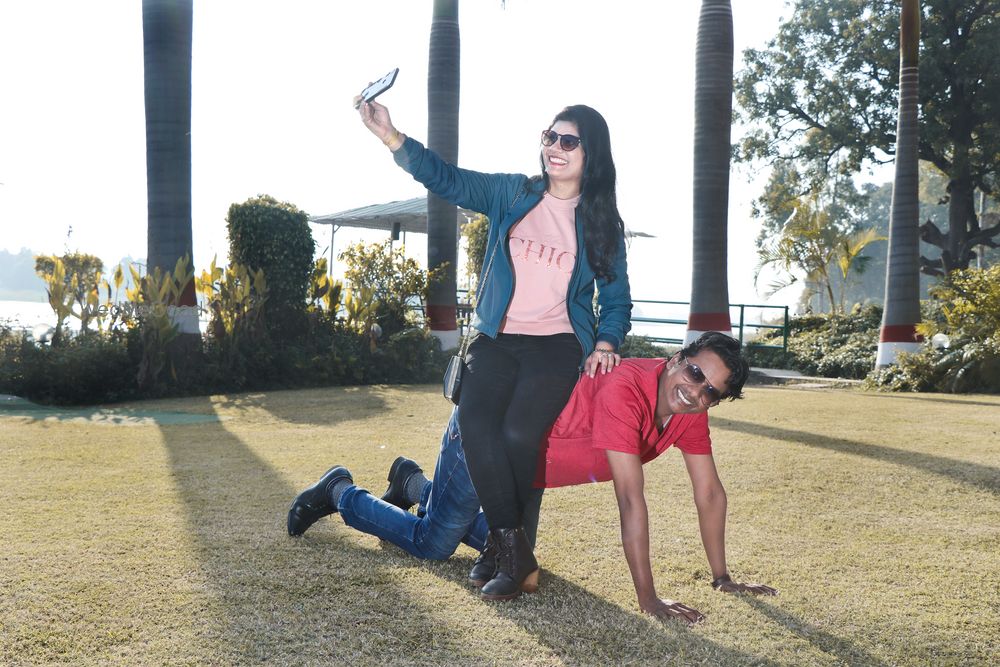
[541,130,582,152]
[679,357,722,406]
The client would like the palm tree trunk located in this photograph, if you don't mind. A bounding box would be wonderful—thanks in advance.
[687,0,734,344]
[142,0,198,336]
[877,0,923,367]
[426,0,460,349]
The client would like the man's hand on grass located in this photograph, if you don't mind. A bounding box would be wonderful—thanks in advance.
[640,597,705,625]
[716,579,778,596]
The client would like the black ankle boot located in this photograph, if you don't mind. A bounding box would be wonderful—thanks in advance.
[468,531,499,588]
[380,456,423,511]
[480,527,539,601]
[287,466,352,536]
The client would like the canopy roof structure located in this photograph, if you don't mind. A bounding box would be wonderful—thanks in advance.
[309,197,476,233]
[309,196,656,238]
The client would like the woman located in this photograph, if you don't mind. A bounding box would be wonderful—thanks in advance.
[356,99,632,600]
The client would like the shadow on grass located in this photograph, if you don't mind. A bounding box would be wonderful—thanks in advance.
[157,399,410,662]
[713,417,1000,495]
[739,596,890,667]
[206,384,393,427]
[157,399,781,664]
[474,567,786,666]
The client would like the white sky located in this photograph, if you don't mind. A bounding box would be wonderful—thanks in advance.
[0,0,816,310]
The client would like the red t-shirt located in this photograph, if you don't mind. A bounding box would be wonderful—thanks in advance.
[535,358,712,488]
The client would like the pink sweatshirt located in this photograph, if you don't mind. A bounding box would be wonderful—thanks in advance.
[501,192,579,336]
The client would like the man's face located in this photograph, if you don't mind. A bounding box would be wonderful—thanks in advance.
[660,350,732,415]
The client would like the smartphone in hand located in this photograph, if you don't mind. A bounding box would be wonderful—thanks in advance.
[355,68,399,108]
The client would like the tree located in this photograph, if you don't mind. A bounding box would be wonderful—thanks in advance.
[878,0,924,366]
[142,0,198,336]
[754,194,884,313]
[736,0,1000,276]
[687,0,734,344]
[798,165,954,311]
[426,0,461,349]
[752,161,870,250]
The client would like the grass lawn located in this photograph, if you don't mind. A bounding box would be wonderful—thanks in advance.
[1,383,998,666]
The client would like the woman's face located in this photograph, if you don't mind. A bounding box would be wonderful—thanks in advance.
[542,120,585,188]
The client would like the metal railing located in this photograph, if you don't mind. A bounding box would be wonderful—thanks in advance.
[452,295,789,351]
[630,300,789,350]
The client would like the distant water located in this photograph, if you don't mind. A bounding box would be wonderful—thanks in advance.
[0,299,214,334]
[0,300,75,331]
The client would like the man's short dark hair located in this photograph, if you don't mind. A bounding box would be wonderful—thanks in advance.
[679,332,749,400]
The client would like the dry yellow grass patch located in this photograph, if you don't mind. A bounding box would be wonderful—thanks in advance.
[1,384,997,665]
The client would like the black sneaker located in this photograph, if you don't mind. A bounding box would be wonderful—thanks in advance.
[287,466,352,536]
[380,456,423,512]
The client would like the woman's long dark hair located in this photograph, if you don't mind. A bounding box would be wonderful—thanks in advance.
[536,104,625,281]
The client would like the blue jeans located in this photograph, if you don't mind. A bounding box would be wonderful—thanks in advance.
[337,408,488,559]
[336,408,543,559]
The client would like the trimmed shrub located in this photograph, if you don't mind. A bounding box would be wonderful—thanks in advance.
[226,195,314,335]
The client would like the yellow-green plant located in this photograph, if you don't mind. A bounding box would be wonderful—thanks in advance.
[35,257,76,345]
[919,265,1000,343]
[97,263,130,333]
[308,258,343,314]
[197,256,268,368]
[911,265,1000,393]
[339,240,444,337]
[35,252,106,333]
[134,256,195,390]
[343,285,377,351]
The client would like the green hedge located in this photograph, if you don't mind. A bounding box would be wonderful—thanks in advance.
[745,286,999,393]
[619,334,676,359]
[0,329,137,405]
[0,321,450,406]
[744,304,882,379]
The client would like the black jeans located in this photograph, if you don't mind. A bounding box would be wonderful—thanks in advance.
[457,332,581,529]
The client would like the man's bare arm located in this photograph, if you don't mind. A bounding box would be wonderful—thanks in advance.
[606,450,705,624]
[681,451,778,596]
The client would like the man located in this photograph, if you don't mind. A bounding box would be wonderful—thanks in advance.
[288,332,777,623]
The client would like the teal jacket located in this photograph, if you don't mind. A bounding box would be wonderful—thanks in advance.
[394,137,632,364]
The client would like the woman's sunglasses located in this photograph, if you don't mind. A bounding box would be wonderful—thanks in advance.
[679,358,723,406]
[541,130,582,152]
